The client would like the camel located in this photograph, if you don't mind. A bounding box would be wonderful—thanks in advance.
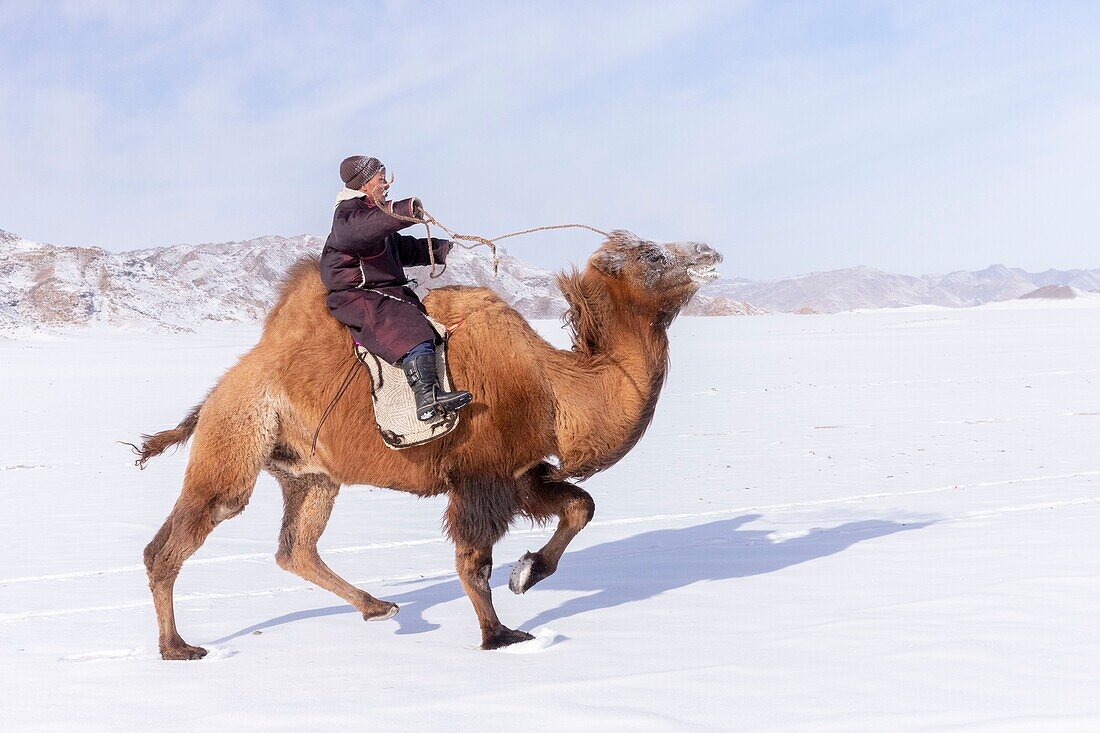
[135,230,722,659]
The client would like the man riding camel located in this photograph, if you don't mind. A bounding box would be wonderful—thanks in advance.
[320,155,472,421]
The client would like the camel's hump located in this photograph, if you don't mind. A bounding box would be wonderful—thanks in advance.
[268,258,533,337]
[423,285,515,323]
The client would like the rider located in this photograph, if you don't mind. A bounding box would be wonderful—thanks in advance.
[320,155,472,421]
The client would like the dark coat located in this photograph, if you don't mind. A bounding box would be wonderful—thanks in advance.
[320,197,451,364]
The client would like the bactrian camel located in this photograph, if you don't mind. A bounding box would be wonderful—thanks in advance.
[136,230,722,659]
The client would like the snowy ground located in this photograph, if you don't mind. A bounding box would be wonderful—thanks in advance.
[2,303,1099,730]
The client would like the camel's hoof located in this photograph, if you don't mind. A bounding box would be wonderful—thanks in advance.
[509,551,550,595]
[481,627,535,650]
[160,643,208,661]
[362,601,399,622]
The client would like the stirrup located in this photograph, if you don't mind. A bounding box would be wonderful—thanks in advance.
[416,401,442,421]
[435,390,472,413]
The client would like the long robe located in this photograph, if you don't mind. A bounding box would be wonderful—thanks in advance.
[319,197,451,364]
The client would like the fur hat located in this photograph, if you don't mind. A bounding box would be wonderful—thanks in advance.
[340,155,382,190]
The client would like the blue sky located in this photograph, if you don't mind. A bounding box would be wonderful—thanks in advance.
[1,1,1097,278]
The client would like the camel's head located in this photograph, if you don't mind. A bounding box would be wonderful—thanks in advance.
[588,230,723,313]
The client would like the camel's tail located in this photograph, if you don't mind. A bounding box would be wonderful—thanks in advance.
[123,399,206,469]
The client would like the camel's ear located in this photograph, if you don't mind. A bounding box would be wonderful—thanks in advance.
[590,249,624,276]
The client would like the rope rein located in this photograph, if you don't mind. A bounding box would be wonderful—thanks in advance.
[368,189,608,279]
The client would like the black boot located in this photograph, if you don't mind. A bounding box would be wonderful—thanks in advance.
[401,352,472,421]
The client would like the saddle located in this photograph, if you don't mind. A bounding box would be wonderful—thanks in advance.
[353,317,461,450]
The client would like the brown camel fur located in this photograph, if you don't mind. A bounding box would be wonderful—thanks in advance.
[136,230,722,659]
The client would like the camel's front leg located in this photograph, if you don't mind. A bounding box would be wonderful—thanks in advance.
[455,542,534,649]
[446,479,532,649]
[510,462,595,595]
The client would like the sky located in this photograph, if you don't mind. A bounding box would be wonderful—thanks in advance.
[1,1,1098,279]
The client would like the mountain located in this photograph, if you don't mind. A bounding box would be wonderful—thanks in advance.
[1,230,325,333]
[1019,285,1081,299]
[9,225,1091,333]
[706,263,1100,313]
[0,229,758,335]
[688,296,769,316]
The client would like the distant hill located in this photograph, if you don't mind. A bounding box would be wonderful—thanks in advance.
[705,263,1100,313]
[0,228,758,335]
[5,226,1095,335]
[1019,285,1080,299]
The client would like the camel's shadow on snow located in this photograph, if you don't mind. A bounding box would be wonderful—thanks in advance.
[210,514,930,644]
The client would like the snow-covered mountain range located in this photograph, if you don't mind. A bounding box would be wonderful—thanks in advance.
[708,264,1100,313]
[2,227,1096,335]
[0,228,755,335]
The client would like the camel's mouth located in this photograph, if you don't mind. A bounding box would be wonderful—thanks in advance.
[687,263,720,285]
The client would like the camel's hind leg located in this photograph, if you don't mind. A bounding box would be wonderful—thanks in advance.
[509,461,595,595]
[270,467,397,621]
[143,469,256,660]
[143,383,275,660]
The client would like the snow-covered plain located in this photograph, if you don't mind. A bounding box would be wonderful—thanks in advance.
[2,303,1099,730]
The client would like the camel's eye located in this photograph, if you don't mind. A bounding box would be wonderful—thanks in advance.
[639,246,665,264]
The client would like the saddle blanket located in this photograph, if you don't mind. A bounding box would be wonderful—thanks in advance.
[353,317,461,450]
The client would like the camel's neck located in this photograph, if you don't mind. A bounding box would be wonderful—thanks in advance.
[548,271,671,480]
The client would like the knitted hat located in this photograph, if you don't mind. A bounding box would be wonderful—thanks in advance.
[340,155,382,190]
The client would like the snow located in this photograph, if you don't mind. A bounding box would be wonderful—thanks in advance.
[1,304,1099,729]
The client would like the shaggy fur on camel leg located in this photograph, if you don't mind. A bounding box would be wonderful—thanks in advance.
[510,461,596,594]
[446,476,533,648]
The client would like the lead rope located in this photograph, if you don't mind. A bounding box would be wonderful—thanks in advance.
[368,189,608,279]
[310,354,361,457]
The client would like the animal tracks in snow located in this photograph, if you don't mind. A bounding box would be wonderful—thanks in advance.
[935,417,1013,425]
[2,469,1099,625]
[0,567,459,623]
[881,317,965,329]
[2,470,1099,591]
[0,537,450,585]
[60,646,236,663]
[674,368,1100,401]
[5,489,1097,627]
[60,647,161,663]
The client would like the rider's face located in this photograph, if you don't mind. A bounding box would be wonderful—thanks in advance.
[360,167,390,202]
